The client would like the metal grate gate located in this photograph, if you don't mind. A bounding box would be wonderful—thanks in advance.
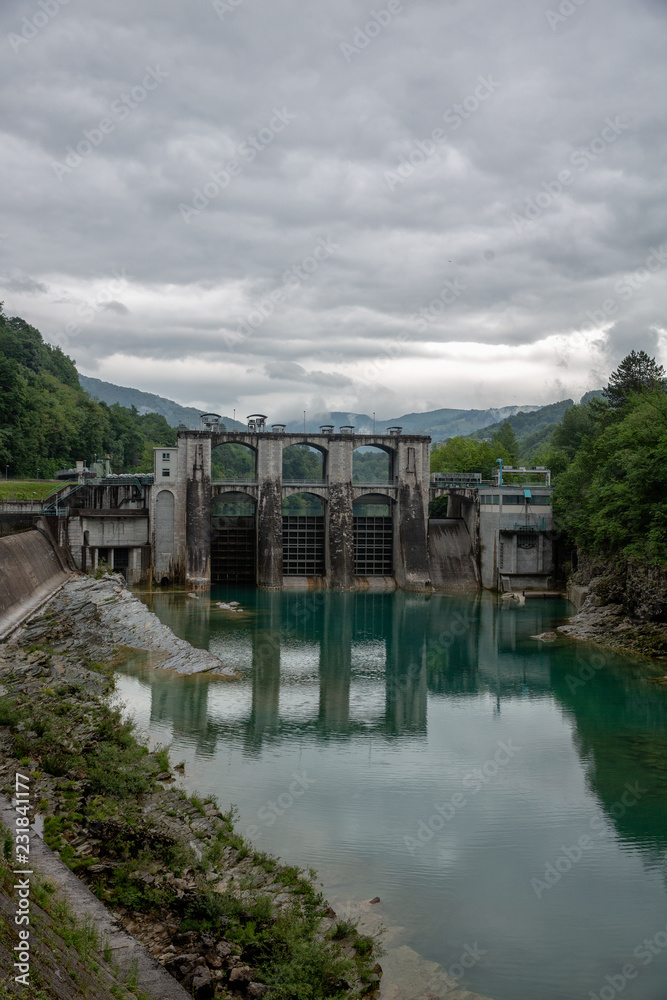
[282,515,325,575]
[211,515,256,583]
[353,516,393,575]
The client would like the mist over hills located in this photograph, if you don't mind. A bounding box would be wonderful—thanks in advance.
[80,374,563,440]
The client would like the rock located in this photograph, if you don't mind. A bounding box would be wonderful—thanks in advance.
[367,896,381,904]
[247,984,268,999]
[191,967,214,1000]
[531,631,558,642]
[329,979,350,991]
[229,965,253,990]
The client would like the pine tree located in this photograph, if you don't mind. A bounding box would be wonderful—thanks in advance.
[603,350,666,409]
[491,420,519,464]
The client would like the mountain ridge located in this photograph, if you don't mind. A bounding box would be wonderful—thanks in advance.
[79,375,555,438]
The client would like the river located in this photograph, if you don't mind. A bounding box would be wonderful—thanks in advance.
[114,587,667,1000]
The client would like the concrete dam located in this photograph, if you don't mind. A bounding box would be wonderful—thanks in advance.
[0,415,556,598]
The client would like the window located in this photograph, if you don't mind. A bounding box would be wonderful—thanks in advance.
[529,495,551,505]
[502,495,524,505]
[162,453,171,461]
[480,495,500,505]
[162,469,171,477]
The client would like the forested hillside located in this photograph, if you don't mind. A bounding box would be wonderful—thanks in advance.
[0,305,176,477]
[551,352,667,564]
[470,398,574,462]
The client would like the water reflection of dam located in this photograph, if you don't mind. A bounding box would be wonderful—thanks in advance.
[130,588,667,866]
[140,590,559,755]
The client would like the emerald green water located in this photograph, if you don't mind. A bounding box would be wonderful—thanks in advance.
[116,588,667,1000]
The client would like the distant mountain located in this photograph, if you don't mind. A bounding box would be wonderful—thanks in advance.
[78,375,245,430]
[285,405,543,439]
[470,399,575,442]
[77,374,571,442]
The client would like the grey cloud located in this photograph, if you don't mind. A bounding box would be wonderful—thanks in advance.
[100,300,129,314]
[0,0,666,413]
[0,272,48,295]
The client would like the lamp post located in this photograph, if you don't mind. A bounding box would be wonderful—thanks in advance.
[4,465,8,481]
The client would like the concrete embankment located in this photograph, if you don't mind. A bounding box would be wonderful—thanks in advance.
[0,794,190,1000]
[428,519,480,589]
[0,526,70,640]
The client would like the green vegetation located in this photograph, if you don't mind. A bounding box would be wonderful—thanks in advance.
[0,304,176,477]
[0,480,61,501]
[552,387,667,563]
[430,435,514,480]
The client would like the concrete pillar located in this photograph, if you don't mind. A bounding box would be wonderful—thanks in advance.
[186,440,211,587]
[395,439,431,590]
[327,439,354,589]
[256,437,283,588]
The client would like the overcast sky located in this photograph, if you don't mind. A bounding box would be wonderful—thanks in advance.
[1,0,666,420]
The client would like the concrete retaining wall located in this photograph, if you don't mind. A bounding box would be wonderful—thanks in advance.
[0,527,70,639]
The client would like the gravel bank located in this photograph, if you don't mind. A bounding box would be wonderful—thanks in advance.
[17,574,237,676]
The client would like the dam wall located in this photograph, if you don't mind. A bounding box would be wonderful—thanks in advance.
[0,525,70,639]
[428,518,480,589]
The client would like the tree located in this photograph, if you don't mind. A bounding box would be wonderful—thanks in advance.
[491,420,519,464]
[552,390,667,564]
[603,350,666,410]
[430,436,512,480]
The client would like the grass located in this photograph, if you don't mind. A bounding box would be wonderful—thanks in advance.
[0,480,62,502]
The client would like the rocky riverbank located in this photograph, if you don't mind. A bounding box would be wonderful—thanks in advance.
[558,558,667,658]
[19,574,238,676]
[0,575,383,999]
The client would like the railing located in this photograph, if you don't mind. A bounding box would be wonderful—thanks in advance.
[212,479,258,485]
[499,515,549,531]
[282,479,328,486]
